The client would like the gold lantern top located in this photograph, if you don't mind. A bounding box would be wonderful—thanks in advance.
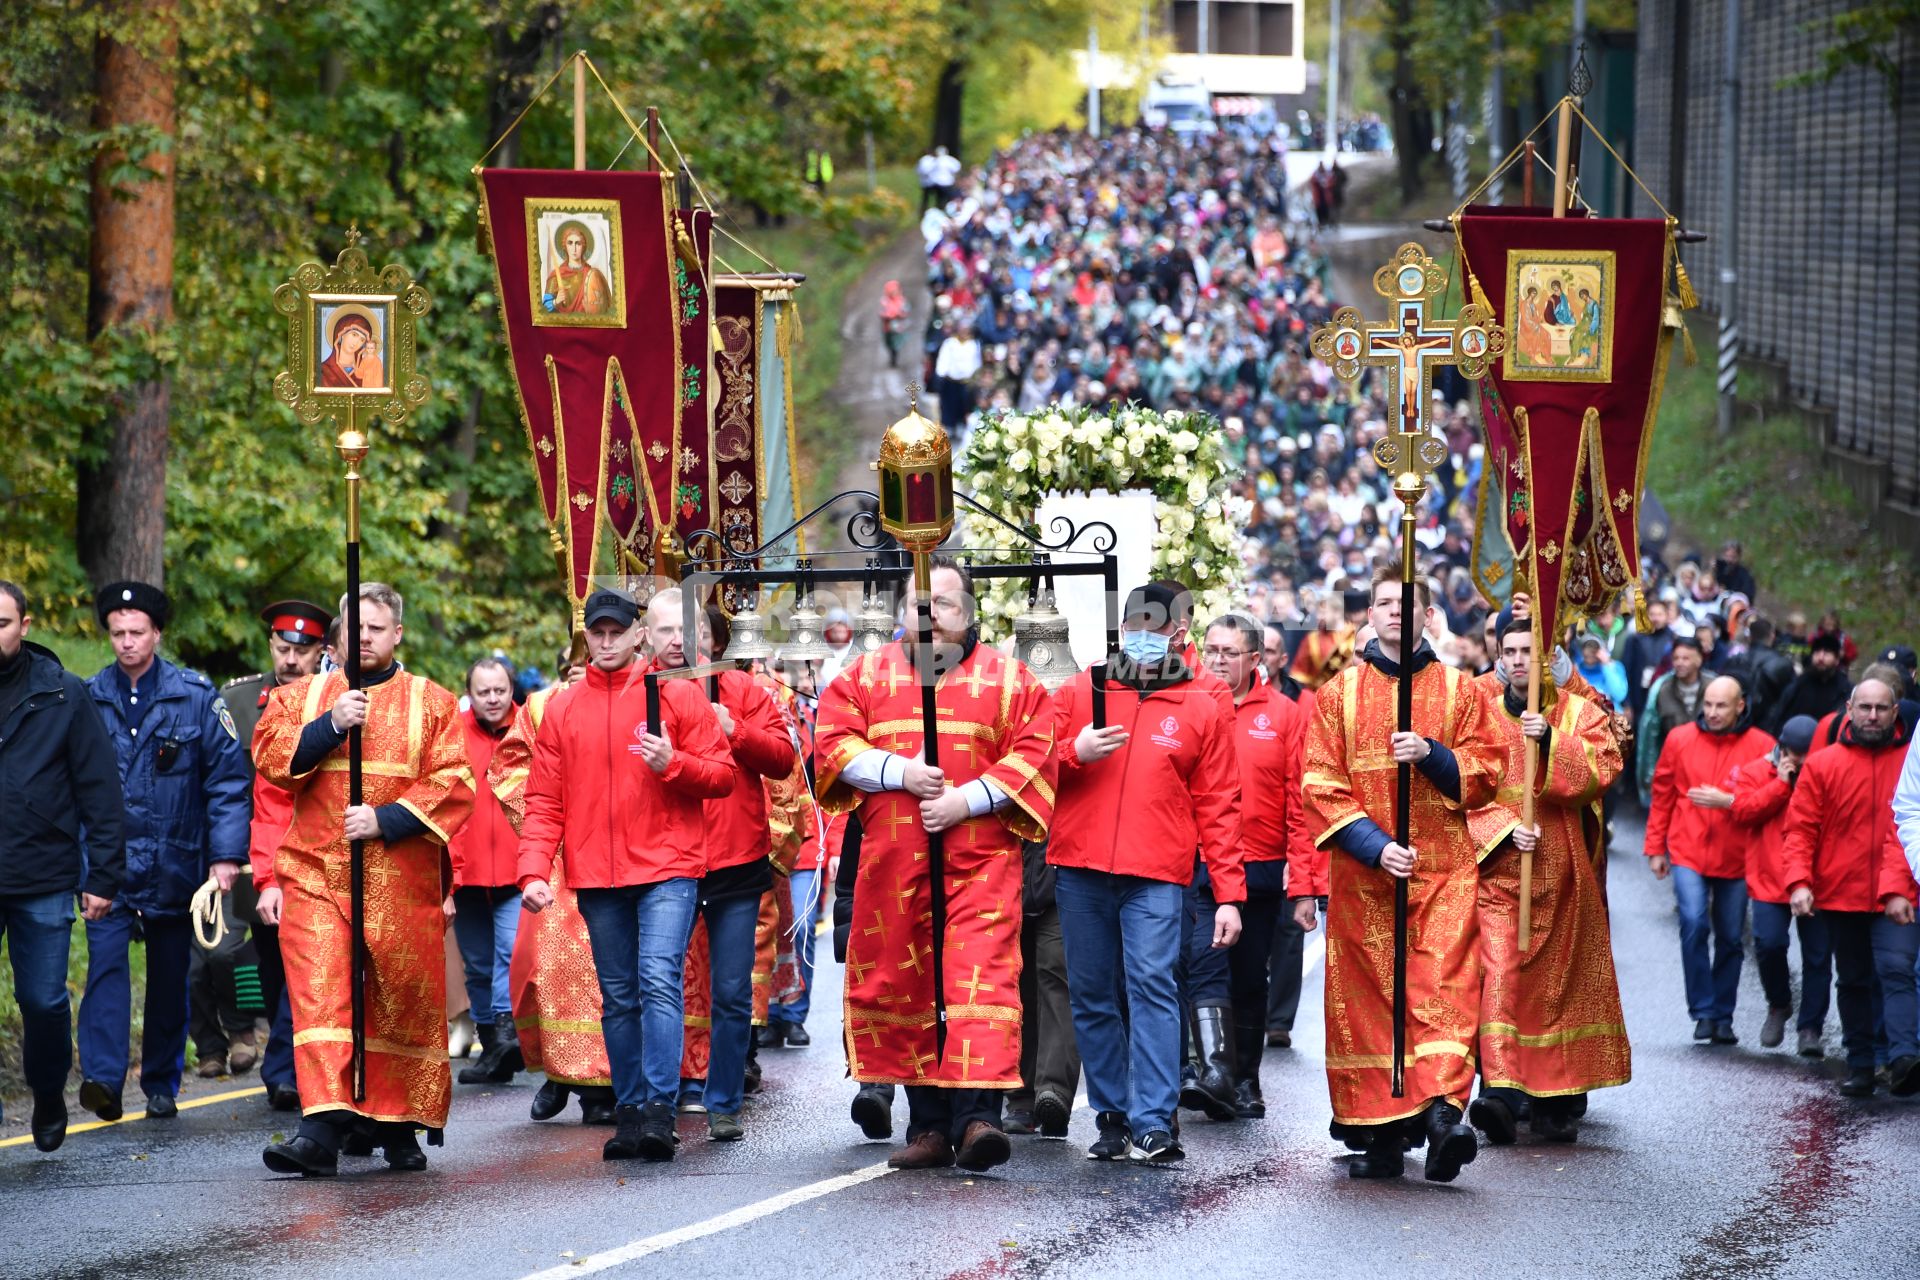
[872,390,954,555]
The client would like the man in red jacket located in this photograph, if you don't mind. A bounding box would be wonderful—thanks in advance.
[643,588,797,1141]
[1782,677,1920,1098]
[1200,612,1314,1121]
[450,656,528,1086]
[1645,675,1775,1045]
[517,588,735,1161]
[1730,715,1830,1057]
[1050,582,1243,1165]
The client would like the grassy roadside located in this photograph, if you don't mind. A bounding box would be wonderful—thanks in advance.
[1648,315,1920,659]
[717,164,919,508]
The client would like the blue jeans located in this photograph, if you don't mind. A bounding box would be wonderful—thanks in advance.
[1670,866,1748,1022]
[452,885,520,1026]
[1056,867,1184,1136]
[576,880,698,1108]
[1873,916,1920,1063]
[780,867,823,1025]
[1751,900,1833,1032]
[79,903,193,1098]
[0,892,76,1100]
[1180,860,1231,1008]
[262,985,295,1091]
[698,891,761,1116]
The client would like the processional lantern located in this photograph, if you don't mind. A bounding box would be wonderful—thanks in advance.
[873,389,954,565]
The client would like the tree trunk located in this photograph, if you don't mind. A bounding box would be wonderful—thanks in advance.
[79,0,178,591]
[931,58,966,160]
[1389,0,1424,208]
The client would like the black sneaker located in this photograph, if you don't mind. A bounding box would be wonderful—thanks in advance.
[1086,1110,1131,1161]
[267,1085,302,1112]
[1033,1089,1071,1138]
[1128,1129,1184,1163]
[1692,1019,1714,1042]
[636,1099,678,1161]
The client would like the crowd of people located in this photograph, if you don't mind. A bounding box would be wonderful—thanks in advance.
[4,126,1920,1186]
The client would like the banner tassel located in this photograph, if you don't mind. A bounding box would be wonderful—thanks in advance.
[1469,271,1493,316]
[1674,259,1698,310]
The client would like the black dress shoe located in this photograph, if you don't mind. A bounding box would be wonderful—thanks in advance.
[1711,1020,1738,1045]
[1347,1128,1404,1179]
[78,1079,122,1122]
[754,1024,785,1049]
[1888,1054,1920,1098]
[1233,1079,1267,1120]
[530,1079,571,1121]
[1566,1094,1589,1120]
[340,1126,376,1157]
[31,1093,68,1152]
[267,1085,302,1112]
[1423,1102,1478,1183]
[383,1129,427,1171]
[579,1095,617,1126]
[263,1135,338,1177]
[1328,1118,1370,1152]
[1692,1019,1714,1042]
[1530,1098,1579,1143]
[1839,1069,1877,1098]
[1468,1094,1518,1146]
[851,1085,893,1140]
[782,1023,811,1047]
[145,1093,178,1119]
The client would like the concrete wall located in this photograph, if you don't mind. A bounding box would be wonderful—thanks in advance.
[1634,0,1920,554]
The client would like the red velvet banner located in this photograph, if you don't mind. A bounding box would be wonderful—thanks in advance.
[478,168,679,602]
[1456,207,1677,639]
[712,278,762,559]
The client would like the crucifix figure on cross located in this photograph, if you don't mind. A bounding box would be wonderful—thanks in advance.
[1308,241,1504,1102]
[1310,241,1505,494]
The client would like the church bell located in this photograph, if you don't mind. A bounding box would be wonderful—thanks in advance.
[720,601,775,663]
[1013,582,1080,692]
[852,583,896,654]
[778,591,834,663]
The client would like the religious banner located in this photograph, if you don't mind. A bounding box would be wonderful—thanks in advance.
[1457,208,1683,638]
[758,286,805,555]
[669,209,714,546]
[477,168,680,604]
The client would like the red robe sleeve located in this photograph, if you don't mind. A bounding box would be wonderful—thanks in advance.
[976,661,1058,842]
[1537,694,1623,807]
[814,655,878,815]
[489,700,538,835]
[658,680,736,799]
[389,681,476,847]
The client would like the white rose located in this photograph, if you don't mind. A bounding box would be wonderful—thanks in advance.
[1008,448,1032,474]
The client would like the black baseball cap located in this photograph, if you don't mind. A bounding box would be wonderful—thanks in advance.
[1880,644,1917,670]
[582,588,639,629]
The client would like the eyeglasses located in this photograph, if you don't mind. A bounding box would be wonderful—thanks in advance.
[1201,646,1252,659]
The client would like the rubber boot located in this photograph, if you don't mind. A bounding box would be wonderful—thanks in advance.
[458,1021,498,1083]
[1190,1005,1239,1121]
[1232,1022,1267,1118]
[460,1021,522,1084]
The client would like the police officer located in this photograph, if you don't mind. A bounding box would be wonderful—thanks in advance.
[197,601,330,1102]
[76,582,251,1121]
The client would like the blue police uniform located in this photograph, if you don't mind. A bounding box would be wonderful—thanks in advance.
[77,655,251,1104]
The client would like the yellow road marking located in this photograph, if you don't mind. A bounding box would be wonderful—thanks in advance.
[0,1085,267,1149]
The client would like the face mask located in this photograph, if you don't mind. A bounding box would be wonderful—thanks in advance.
[1121,630,1172,664]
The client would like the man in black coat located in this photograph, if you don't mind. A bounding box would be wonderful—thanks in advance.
[1768,632,1854,734]
[1726,616,1797,729]
[0,581,127,1152]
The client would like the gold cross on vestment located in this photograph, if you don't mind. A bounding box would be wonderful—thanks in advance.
[958,965,995,1000]
[848,954,876,983]
[862,909,893,946]
[880,810,919,839]
[954,666,993,698]
[881,666,912,697]
[976,898,1007,930]
[907,1047,937,1079]
[891,883,917,915]
[1310,243,1505,493]
[898,942,929,975]
[853,1020,883,1047]
[956,1038,986,1081]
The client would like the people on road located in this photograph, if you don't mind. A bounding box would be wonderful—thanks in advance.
[78,582,250,1126]
[0,581,126,1153]
[255,583,474,1177]
[1467,619,1630,1146]
[515,588,734,1162]
[815,556,1058,1173]
[1300,565,1505,1183]
[1781,678,1920,1099]
[1048,581,1243,1166]
[1644,674,1775,1046]
[450,656,528,1088]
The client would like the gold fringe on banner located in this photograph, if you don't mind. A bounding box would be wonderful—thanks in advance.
[1469,270,1494,317]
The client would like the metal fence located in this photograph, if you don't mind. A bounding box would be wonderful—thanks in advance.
[1633,0,1920,544]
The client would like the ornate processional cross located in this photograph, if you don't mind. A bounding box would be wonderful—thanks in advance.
[1310,243,1505,491]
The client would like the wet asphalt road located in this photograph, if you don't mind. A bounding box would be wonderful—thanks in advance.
[4,814,1918,1280]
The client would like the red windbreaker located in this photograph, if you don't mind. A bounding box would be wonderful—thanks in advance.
[1047,668,1246,901]
[1646,720,1776,878]
[697,667,800,872]
[1729,753,1795,904]
[1230,681,1318,893]
[450,708,521,888]
[1780,720,1913,911]
[515,662,735,889]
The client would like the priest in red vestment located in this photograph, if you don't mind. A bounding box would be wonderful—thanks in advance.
[1298,564,1505,1183]
[815,555,1058,1173]
[1465,618,1631,1146]
[257,584,473,1177]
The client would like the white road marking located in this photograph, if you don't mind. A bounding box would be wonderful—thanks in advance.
[521,933,1330,1274]
[519,1161,895,1278]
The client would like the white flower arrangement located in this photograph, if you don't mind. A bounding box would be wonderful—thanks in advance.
[956,404,1255,635]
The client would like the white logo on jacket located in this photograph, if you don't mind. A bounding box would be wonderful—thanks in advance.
[1151,715,1183,750]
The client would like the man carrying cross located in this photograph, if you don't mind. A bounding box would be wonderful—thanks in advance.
[814,555,1058,1172]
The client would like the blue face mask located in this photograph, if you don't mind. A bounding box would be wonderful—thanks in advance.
[1121,629,1172,664]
